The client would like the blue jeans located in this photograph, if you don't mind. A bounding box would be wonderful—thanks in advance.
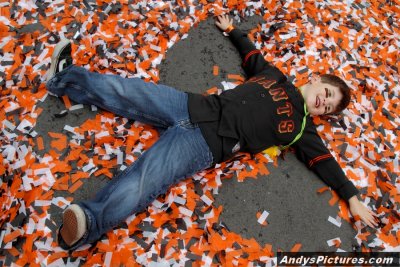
[46,65,214,250]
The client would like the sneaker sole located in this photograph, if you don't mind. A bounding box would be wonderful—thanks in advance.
[60,204,86,246]
[46,37,71,83]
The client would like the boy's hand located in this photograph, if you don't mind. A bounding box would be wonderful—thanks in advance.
[348,195,379,228]
[215,14,233,32]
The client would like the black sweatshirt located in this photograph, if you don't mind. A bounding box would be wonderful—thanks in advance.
[187,28,359,201]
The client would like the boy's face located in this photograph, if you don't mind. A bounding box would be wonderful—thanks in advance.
[303,77,342,116]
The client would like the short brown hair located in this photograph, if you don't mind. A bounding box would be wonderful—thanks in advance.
[320,74,351,114]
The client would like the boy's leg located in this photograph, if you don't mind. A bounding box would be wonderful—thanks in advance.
[46,65,188,128]
[58,122,214,250]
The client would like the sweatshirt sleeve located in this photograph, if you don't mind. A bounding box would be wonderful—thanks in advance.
[228,28,284,78]
[293,122,359,201]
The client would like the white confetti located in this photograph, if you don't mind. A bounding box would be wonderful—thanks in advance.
[179,207,193,217]
[328,215,342,227]
[327,237,341,247]
[257,210,270,225]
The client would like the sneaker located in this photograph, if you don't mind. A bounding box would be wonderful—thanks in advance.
[46,37,73,82]
[60,204,87,247]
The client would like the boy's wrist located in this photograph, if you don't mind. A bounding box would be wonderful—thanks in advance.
[348,195,359,204]
[224,24,235,34]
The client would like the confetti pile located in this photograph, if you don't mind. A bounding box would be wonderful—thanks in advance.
[1,0,399,266]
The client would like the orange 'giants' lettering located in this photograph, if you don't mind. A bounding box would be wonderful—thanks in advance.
[248,77,276,90]
[277,102,293,117]
[247,77,295,135]
[259,79,276,90]
[248,76,264,83]
[279,120,294,133]
[269,88,288,101]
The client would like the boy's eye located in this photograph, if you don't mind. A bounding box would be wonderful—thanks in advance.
[325,88,328,98]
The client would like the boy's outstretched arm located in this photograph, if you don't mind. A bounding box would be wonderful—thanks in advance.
[295,127,379,228]
[215,14,283,79]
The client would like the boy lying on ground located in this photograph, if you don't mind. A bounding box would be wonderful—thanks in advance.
[45,14,378,250]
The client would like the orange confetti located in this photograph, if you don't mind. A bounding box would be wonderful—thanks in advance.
[213,65,219,76]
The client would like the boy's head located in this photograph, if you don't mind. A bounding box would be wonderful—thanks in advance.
[301,74,351,116]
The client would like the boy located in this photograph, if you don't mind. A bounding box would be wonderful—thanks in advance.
[46,14,377,250]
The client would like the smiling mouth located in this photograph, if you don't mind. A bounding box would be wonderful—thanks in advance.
[315,96,320,108]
